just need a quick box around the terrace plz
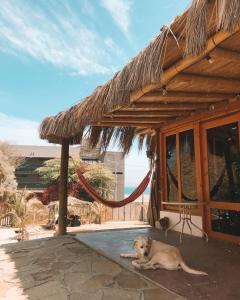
[2,1,240,299]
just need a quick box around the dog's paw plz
[120,253,129,258]
[132,261,141,269]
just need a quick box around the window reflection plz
[166,135,178,202]
[211,208,240,236]
[180,129,196,201]
[207,122,240,202]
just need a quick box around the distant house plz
[10,143,124,201]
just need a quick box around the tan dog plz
[121,236,207,275]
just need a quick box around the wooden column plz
[58,139,69,235]
[155,129,161,216]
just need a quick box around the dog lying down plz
[120,236,207,276]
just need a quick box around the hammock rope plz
[71,157,152,208]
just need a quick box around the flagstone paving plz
[0,236,183,300]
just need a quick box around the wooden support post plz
[58,139,69,235]
[155,129,161,217]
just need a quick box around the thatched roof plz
[40,0,240,153]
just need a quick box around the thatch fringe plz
[87,126,137,155]
[39,0,240,152]
[217,0,240,31]
[185,0,240,56]
[184,0,208,57]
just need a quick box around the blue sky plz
[0,0,190,186]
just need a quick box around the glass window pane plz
[207,122,240,202]
[166,135,178,202]
[211,208,240,236]
[180,129,196,202]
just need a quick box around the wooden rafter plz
[91,122,161,128]
[102,116,173,123]
[212,47,240,62]
[137,91,234,103]
[130,27,240,102]
[136,128,155,136]
[168,74,240,93]
[106,111,179,117]
[160,99,240,131]
[121,102,210,111]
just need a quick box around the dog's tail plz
[180,261,208,276]
[120,253,137,259]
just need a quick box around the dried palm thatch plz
[40,0,240,151]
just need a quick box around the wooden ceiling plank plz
[102,116,173,123]
[107,110,179,117]
[122,102,210,111]
[90,122,160,128]
[138,91,234,103]
[212,47,240,62]
[168,73,240,93]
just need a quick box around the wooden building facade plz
[39,0,240,243]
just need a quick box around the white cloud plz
[0,0,125,75]
[101,0,132,39]
[0,113,47,146]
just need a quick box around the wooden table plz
[162,202,208,243]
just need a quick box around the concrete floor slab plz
[76,227,240,300]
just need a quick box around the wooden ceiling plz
[93,30,240,134]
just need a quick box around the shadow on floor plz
[0,235,183,300]
[76,228,240,300]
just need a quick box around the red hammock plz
[76,169,152,208]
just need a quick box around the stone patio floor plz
[0,236,183,300]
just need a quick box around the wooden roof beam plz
[138,91,234,103]
[122,102,210,111]
[91,122,160,128]
[106,110,179,117]
[136,128,156,136]
[130,27,240,102]
[102,116,173,123]
[168,73,240,93]
[212,47,240,62]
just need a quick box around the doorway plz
[201,113,240,242]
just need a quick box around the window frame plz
[161,124,200,214]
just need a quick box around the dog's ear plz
[147,237,152,251]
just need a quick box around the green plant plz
[84,162,115,200]
[36,158,87,184]
[36,159,115,201]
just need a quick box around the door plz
[201,113,240,243]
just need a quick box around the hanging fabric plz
[75,168,152,208]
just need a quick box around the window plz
[166,135,178,202]
[207,122,240,202]
[164,128,196,203]
[180,129,196,202]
